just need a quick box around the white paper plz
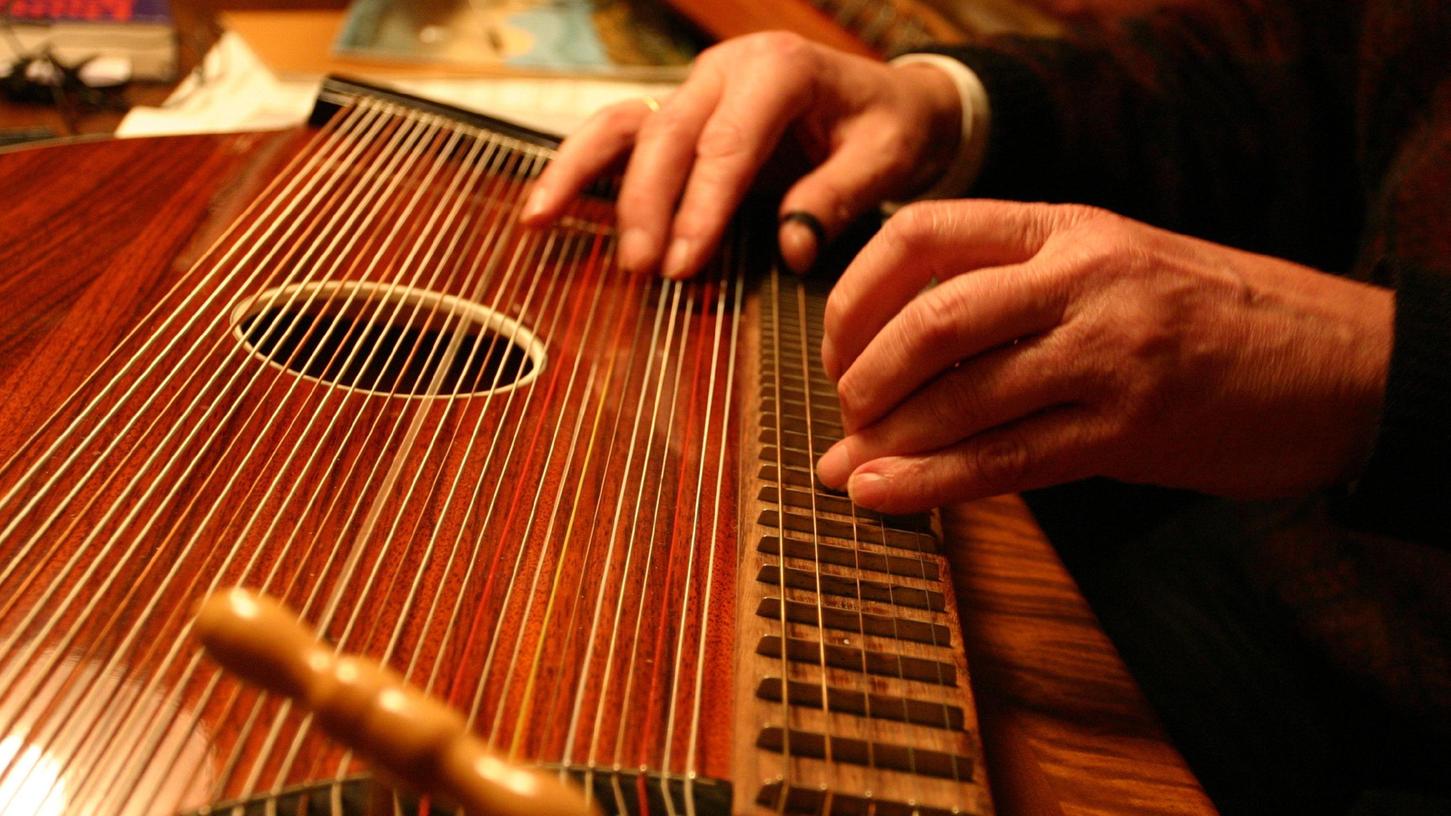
[118,31,679,139]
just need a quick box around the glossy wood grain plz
[946,497,1217,816]
[0,117,739,812]
[0,126,1213,816]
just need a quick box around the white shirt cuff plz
[889,53,992,200]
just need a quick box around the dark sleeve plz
[921,3,1364,272]
[1335,259,1451,543]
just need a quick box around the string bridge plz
[738,269,991,815]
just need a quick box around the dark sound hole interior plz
[240,302,535,397]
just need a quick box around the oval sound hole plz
[233,282,546,398]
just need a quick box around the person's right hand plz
[520,31,964,279]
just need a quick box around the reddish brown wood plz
[664,0,880,58]
[0,125,739,809]
[0,131,1213,815]
[945,497,1218,815]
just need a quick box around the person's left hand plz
[814,200,1394,513]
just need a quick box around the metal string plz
[311,147,565,797]
[601,277,693,786]
[767,266,795,812]
[637,270,715,816]
[555,274,673,810]
[499,237,635,763]
[214,117,512,803]
[526,244,653,777]
[665,237,745,816]
[683,235,746,815]
[56,104,452,807]
[182,120,543,805]
[243,135,561,805]
[470,272,684,755]
[789,274,838,811]
[0,101,386,606]
[566,276,681,813]
[0,102,371,514]
[0,101,404,809]
[401,160,578,714]
[465,224,617,749]
[62,104,452,807]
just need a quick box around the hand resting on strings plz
[520,31,962,280]
[520,33,1395,514]
[812,201,1392,513]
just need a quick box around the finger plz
[615,71,725,274]
[520,99,655,226]
[834,262,1067,432]
[822,200,1071,380]
[844,405,1104,514]
[816,335,1072,488]
[774,116,922,274]
[663,69,814,279]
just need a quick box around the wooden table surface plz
[0,3,1217,813]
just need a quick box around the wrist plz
[1338,285,1395,485]
[889,54,991,200]
[893,61,961,192]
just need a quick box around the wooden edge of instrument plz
[942,497,1219,816]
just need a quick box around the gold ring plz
[640,95,661,112]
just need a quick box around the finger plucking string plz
[844,405,1105,513]
[816,333,1075,488]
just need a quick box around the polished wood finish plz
[0,112,741,812]
[0,120,1212,815]
[733,274,991,816]
[661,0,1065,59]
[663,0,880,59]
[946,497,1217,816]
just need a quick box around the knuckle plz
[875,124,920,173]
[968,432,1032,491]
[696,117,750,161]
[925,390,969,436]
[901,292,959,353]
[647,103,690,137]
[872,203,937,265]
[887,200,943,242]
[1056,203,1113,229]
[835,370,868,421]
[797,174,852,226]
[748,30,812,64]
[599,102,641,132]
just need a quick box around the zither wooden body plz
[0,80,995,815]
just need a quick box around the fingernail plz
[520,192,546,223]
[848,471,887,507]
[821,335,839,382]
[620,228,651,272]
[663,237,695,279]
[816,440,850,487]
